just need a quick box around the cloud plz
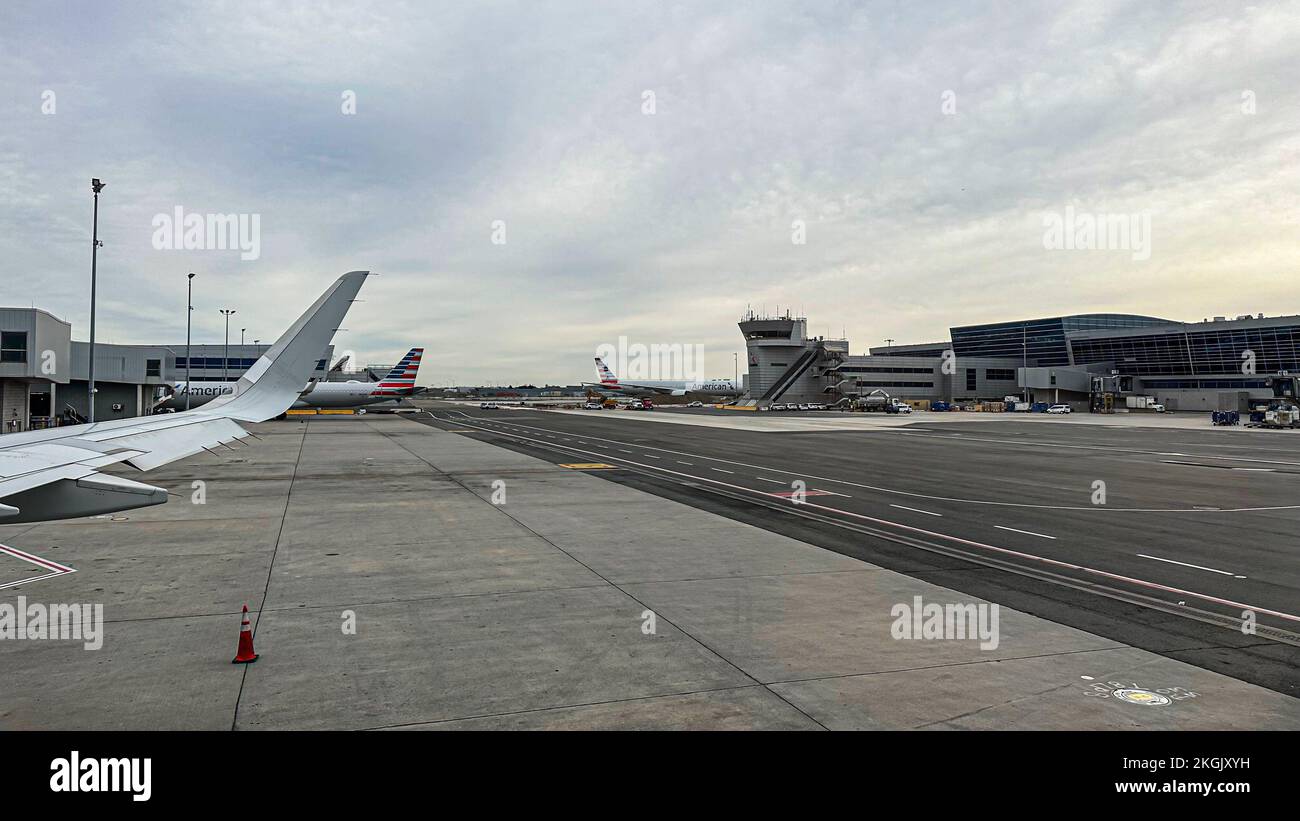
[1,0,1297,382]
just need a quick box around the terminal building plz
[0,306,330,432]
[740,309,1300,412]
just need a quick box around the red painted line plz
[438,414,1300,625]
[0,543,75,573]
[784,500,1299,622]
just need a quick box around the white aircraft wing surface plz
[0,270,369,523]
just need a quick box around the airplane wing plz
[580,382,623,394]
[0,270,369,524]
[581,381,678,395]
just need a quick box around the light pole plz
[733,352,738,386]
[220,309,236,382]
[88,178,106,422]
[185,273,195,410]
[241,328,246,346]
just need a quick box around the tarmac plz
[498,403,1290,433]
[1,413,1297,730]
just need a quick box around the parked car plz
[1046,404,1071,414]
[1149,403,1166,413]
[771,403,787,411]
[687,401,704,407]
[894,403,912,414]
[480,402,499,410]
[797,403,810,411]
[583,402,603,410]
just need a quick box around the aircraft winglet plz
[208,271,370,421]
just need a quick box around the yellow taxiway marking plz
[560,463,617,470]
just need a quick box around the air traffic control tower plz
[739,311,847,406]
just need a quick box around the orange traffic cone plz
[232,604,259,664]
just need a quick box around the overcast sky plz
[1,1,1296,385]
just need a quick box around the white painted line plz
[994,525,1057,540]
[814,488,850,497]
[0,543,77,590]
[890,504,942,517]
[1162,461,1279,473]
[755,476,784,484]
[677,461,693,465]
[471,416,1300,513]
[419,417,1300,623]
[1137,554,1240,577]
[645,454,660,459]
[711,467,735,474]
[0,570,70,590]
[619,449,634,454]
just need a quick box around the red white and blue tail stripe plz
[594,357,621,388]
[370,347,423,397]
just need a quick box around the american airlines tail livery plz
[161,347,423,411]
[584,356,740,399]
[0,271,369,524]
[292,347,424,409]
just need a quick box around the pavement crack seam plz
[230,419,309,731]
[361,683,784,730]
[911,652,1191,729]
[767,645,1125,689]
[385,416,832,730]
[415,408,1300,697]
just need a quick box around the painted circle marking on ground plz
[1112,689,1172,706]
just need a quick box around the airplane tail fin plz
[594,356,621,388]
[372,347,424,396]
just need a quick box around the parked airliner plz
[583,357,741,399]
[158,347,423,411]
